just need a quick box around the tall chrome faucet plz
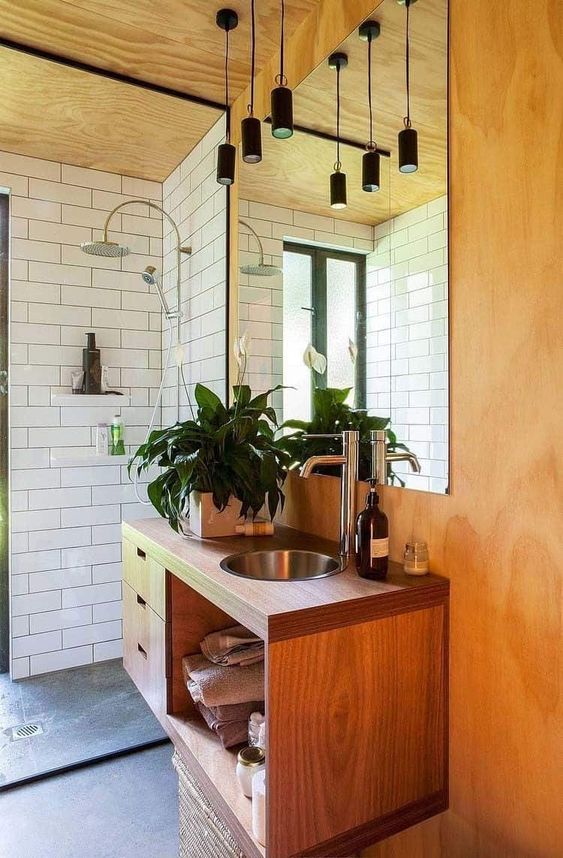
[299,430,359,570]
[370,429,421,484]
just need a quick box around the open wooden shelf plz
[123,519,449,858]
[166,711,264,858]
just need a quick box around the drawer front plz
[123,580,167,719]
[123,537,166,619]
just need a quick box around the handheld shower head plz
[141,265,180,320]
[142,265,158,286]
[80,240,130,258]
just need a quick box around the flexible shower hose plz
[133,316,175,506]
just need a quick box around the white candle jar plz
[236,746,265,798]
[403,541,429,575]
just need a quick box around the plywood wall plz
[365,0,563,853]
[269,0,563,855]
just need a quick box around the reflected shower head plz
[239,219,282,278]
[239,261,282,276]
[80,240,130,258]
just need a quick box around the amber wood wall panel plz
[263,0,563,855]
[268,606,447,857]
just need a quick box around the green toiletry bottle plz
[110,415,126,456]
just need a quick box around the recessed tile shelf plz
[50,391,131,407]
[50,449,129,468]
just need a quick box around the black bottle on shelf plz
[82,332,101,394]
[355,479,389,580]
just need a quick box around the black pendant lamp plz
[398,0,418,173]
[329,53,348,209]
[242,0,262,163]
[216,9,238,185]
[271,0,293,138]
[359,20,381,192]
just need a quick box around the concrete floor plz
[0,659,166,786]
[0,743,178,858]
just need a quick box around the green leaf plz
[232,384,252,408]
[194,383,224,413]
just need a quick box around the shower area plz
[0,106,228,788]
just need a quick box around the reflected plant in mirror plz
[236,0,448,494]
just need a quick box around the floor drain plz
[10,722,44,741]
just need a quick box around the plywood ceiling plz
[240,0,447,224]
[0,0,320,105]
[0,48,220,181]
[0,0,321,179]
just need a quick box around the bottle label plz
[370,537,389,560]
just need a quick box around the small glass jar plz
[403,541,429,576]
[252,769,266,845]
[248,712,265,747]
[236,746,265,797]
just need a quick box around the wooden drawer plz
[123,537,166,619]
[123,580,167,719]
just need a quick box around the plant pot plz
[179,491,244,539]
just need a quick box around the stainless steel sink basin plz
[220,549,341,581]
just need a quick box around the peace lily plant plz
[279,342,414,486]
[129,332,289,538]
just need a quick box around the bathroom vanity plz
[122,518,449,858]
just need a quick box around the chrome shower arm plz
[239,219,265,265]
[101,200,189,255]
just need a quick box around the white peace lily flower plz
[303,344,327,375]
[348,338,358,365]
[233,331,252,367]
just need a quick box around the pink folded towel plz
[206,700,264,723]
[200,624,264,667]
[196,703,258,749]
[183,653,264,707]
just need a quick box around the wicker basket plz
[173,751,248,858]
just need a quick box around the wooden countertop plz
[123,517,449,641]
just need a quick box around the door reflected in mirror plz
[236,0,448,494]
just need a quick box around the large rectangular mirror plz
[236,0,448,494]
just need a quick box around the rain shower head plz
[239,261,282,276]
[80,240,130,258]
[239,219,282,277]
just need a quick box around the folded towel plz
[203,699,264,724]
[201,625,264,667]
[196,703,253,749]
[183,653,264,707]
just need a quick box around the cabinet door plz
[123,538,166,619]
[123,580,167,719]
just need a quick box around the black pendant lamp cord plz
[335,65,341,170]
[224,26,231,140]
[248,0,256,115]
[276,0,286,85]
[405,0,411,129]
[367,32,374,149]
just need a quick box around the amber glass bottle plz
[355,480,389,580]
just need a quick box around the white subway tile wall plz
[239,195,448,493]
[367,196,448,493]
[161,116,228,425]
[3,150,163,677]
